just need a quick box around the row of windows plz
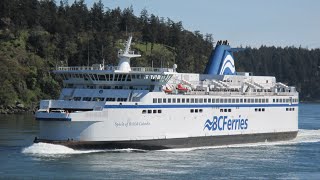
[286,108,295,111]
[190,109,203,113]
[73,97,127,102]
[273,98,298,103]
[142,109,162,114]
[153,97,298,104]
[220,109,232,112]
[61,73,170,82]
[255,108,265,112]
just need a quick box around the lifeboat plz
[177,83,188,93]
[163,86,173,93]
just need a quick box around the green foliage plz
[0,0,319,110]
[235,46,320,101]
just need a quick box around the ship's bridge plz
[54,64,177,91]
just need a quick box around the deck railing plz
[56,66,175,73]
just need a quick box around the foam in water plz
[22,143,146,156]
[22,143,103,155]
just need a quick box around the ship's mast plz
[117,36,141,72]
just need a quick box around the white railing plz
[56,66,175,73]
[184,91,296,96]
[57,66,101,71]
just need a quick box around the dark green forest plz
[0,0,319,111]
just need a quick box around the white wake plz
[22,143,103,155]
[22,143,145,156]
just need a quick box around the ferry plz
[34,36,299,150]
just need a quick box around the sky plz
[71,0,320,49]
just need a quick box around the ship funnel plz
[117,36,141,72]
[204,40,241,75]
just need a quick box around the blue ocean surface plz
[0,103,320,179]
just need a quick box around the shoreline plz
[0,105,36,115]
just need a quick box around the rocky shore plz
[0,103,36,115]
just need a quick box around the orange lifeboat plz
[177,84,188,92]
[163,87,173,93]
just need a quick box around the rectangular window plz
[195,99,199,103]
[208,99,211,103]
[83,97,91,101]
[228,99,232,103]
[199,109,203,113]
[186,99,190,103]
[182,98,185,103]
[191,98,194,103]
[177,98,181,103]
[163,98,167,103]
[172,98,176,103]
[98,75,106,81]
[199,99,203,103]
[266,99,269,103]
[236,99,239,103]
[195,109,199,113]
[212,99,216,103]
[153,110,157,113]
[168,98,171,103]
[153,98,157,103]
[142,110,146,114]
[158,110,162,113]
[191,109,194,113]
[148,110,152,114]
[158,98,162,103]
[232,99,235,103]
[73,97,81,101]
[204,99,207,103]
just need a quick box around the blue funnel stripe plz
[221,67,234,75]
[219,54,236,75]
[204,43,238,75]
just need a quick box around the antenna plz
[87,38,90,66]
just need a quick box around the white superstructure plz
[34,37,298,150]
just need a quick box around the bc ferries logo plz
[219,53,235,75]
[204,115,248,131]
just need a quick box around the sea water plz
[0,103,320,179]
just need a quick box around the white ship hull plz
[35,101,298,149]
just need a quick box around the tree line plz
[0,0,319,109]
